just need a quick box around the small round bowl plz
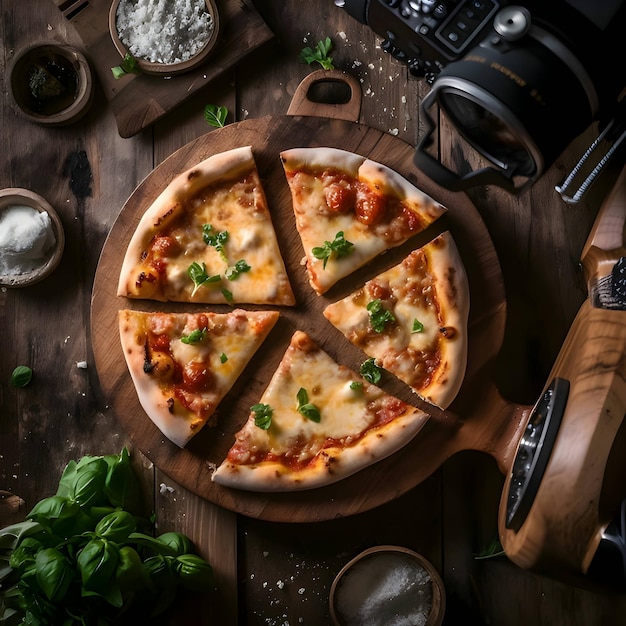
[9,42,94,126]
[109,0,220,76]
[0,189,65,288]
[329,545,446,626]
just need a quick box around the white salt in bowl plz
[109,0,220,76]
[0,189,65,288]
[329,545,446,626]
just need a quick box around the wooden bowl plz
[329,545,446,626]
[8,42,94,126]
[0,189,65,288]
[109,0,220,76]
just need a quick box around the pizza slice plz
[118,146,295,306]
[212,330,429,492]
[118,308,279,447]
[280,146,446,295]
[323,231,469,409]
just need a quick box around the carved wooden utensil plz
[498,165,626,584]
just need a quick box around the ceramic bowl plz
[0,189,65,288]
[8,42,94,126]
[109,0,220,76]
[329,545,446,626]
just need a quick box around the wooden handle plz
[581,165,626,286]
[287,69,362,121]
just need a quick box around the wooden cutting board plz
[54,0,274,137]
[91,71,529,522]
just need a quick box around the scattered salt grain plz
[116,0,214,64]
[159,482,174,494]
[76,361,88,369]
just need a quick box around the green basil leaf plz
[311,231,354,269]
[0,521,44,551]
[70,458,108,508]
[181,327,208,344]
[224,259,251,280]
[203,104,229,128]
[10,365,32,387]
[412,318,424,333]
[95,511,136,543]
[175,553,214,591]
[103,447,141,511]
[360,358,382,384]
[366,299,396,333]
[35,547,73,602]
[77,538,119,592]
[296,388,321,422]
[127,532,178,557]
[251,403,273,430]
[116,546,150,593]
[156,532,192,557]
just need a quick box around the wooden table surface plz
[2,1,626,624]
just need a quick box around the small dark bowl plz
[0,189,65,288]
[9,42,94,126]
[109,0,220,76]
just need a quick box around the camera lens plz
[428,23,598,184]
[438,86,537,176]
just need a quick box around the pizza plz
[118,308,279,448]
[323,231,469,409]
[117,146,295,306]
[212,330,430,491]
[280,146,446,294]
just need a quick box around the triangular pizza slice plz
[212,330,429,491]
[280,147,445,294]
[118,146,295,306]
[323,232,470,409]
[118,308,279,447]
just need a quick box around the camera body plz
[339,0,504,83]
[337,0,626,193]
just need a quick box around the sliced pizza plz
[212,330,429,492]
[323,231,469,409]
[280,146,446,294]
[118,146,295,306]
[118,308,279,448]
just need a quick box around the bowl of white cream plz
[109,0,221,76]
[0,189,65,288]
[329,545,446,626]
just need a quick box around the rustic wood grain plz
[2,0,625,624]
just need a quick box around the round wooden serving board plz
[91,77,526,522]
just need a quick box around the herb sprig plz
[366,299,396,333]
[111,53,140,79]
[299,37,335,70]
[0,449,213,624]
[312,231,354,269]
[360,358,382,384]
[203,104,229,128]
[296,388,321,423]
[252,403,273,430]
[187,262,221,297]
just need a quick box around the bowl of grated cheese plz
[109,0,220,76]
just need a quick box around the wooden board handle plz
[287,69,362,121]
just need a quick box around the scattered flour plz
[116,0,214,64]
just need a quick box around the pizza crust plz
[212,331,429,491]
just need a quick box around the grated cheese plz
[116,0,214,64]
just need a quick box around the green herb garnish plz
[412,319,424,333]
[203,104,229,128]
[10,365,33,388]
[0,448,213,624]
[474,537,506,560]
[350,381,363,392]
[359,358,382,384]
[311,231,354,269]
[225,259,251,280]
[296,388,321,423]
[187,262,221,296]
[111,53,140,79]
[181,327,208,344]
[299,37,335,70]
[202,224,229,263]
[366,299,396,333]
[251,403,273,430]
[221,287,233,303]
[220,353,228,364]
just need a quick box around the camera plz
[335,0,626,194]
